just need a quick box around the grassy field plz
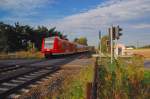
[58,64,94,99]
[0,51,44,59]
[126,49,150,59]
[97,55,150,99]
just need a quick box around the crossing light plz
[106,40,110,47]
[108,27,116,40]
[112,26,116,40]
[116,25,123,39]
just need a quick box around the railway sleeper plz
[0,68,59,98]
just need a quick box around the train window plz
[44,37,54,49]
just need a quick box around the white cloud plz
[0,0,56,17]
[132,24,150,29]
[0,0,55,10]
[1,0,150,46]
[49,0,150,45]
[55,0,150,30]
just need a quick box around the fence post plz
[86,82,92,99]
[92,57,98,99]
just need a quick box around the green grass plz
[59,65,94,99]
[143,70,150,84]
[97,55,149,99]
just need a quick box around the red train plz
[41,36,89,58]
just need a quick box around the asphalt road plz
[144,60,150,68]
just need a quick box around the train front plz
[41,37,55,58]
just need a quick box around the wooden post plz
[86,82,92,99]
[92,57,98,99]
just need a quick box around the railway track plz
[0,54,86,98]
[0,59,48,74]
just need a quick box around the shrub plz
[97,55,149,99]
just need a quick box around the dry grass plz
[17,58,94,99]
[58,64,94,99]
[125,49,150,59]
[0,51,44,59]
[97,55,149,99]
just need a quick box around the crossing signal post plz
[109,26,123,40]
[112,26,116,40]
[109,27,113,63]
[115,25,123,39]
[106,40,110,47]
[109,25,123,63]
[106,40,110,53]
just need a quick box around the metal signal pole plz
[99,31,102,55]
[99,31,102,63]
[110,26,113,64]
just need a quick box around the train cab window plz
[44,37,55,49]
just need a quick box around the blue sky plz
[0,0,150,47]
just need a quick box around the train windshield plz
[44,37,54,49]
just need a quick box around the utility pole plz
[136,41,139,49]
[99,31,102,55]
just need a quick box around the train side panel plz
[41,36,89,58]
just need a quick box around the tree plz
[14,23,34,51]
[140,45,150,49]
[74,38,78,42]
[0,22,35,52]
[101,35,110,53]
[0,21,68,52]
[0,22,9,52]
[33,26,48,50]
[48,27,56,37]
[74,37,88,45]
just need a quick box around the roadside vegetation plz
[139,45,150,49]
[0,50,44,59]
[58,64,94,99]
[126,49,150,59]
[97,55,150,99]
